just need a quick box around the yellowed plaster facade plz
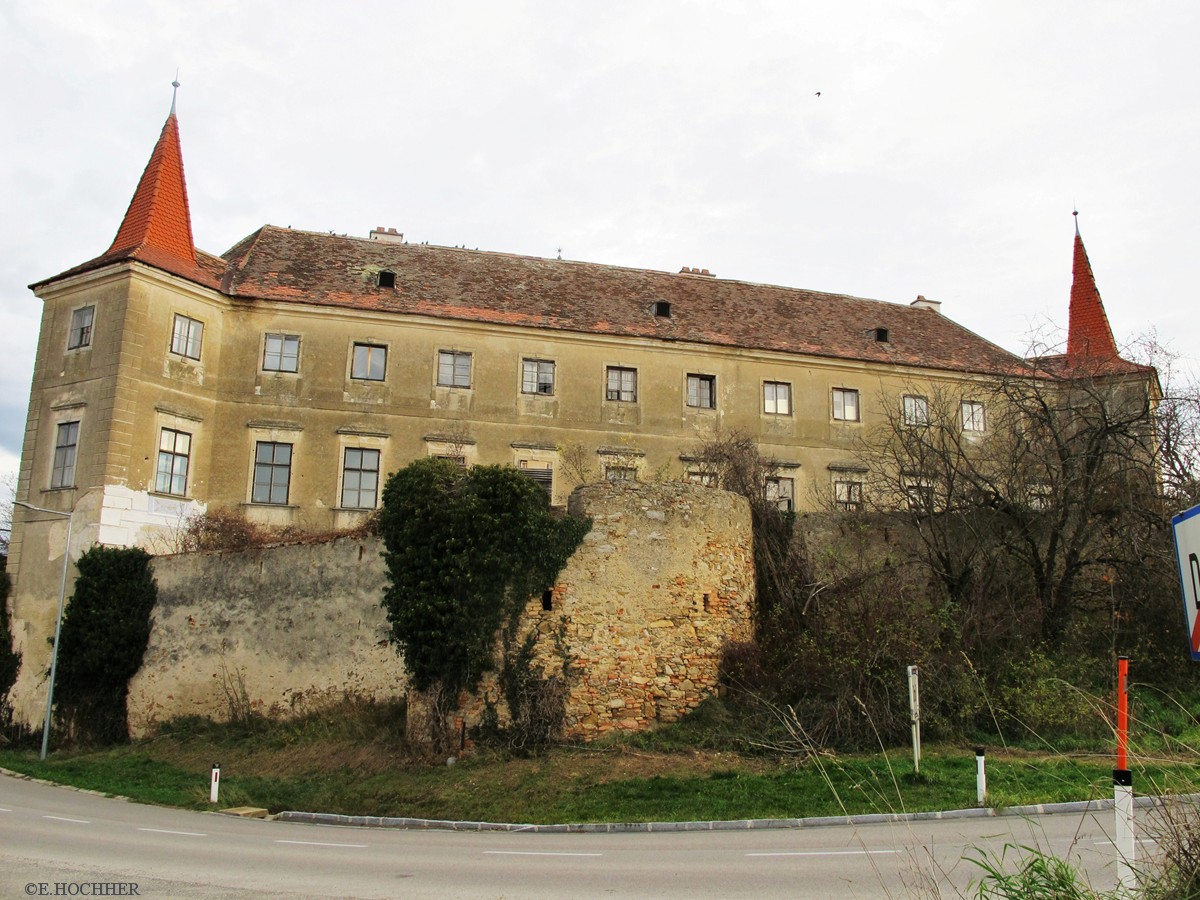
[7,107,1085,732]
[5,253,1004,728]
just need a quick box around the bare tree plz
[1129,330,1200,508]
[0,472,14,558]
[556,441,597,487]
[684,431,813,626]
[862,360,1163,647]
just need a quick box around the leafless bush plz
[218,659,258,728]
[177,507,379,553]
[557,441,596,486]
[1140,798,1200,899]
[181,508,279,552]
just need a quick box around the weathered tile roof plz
[33,109,1145,382]
[105,113,196,266]
[1068,226,1120,360]
[31,114,224,291]
[1043,221,1152,379]
[217,226,1029,377]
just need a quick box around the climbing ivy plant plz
[379,459,589,702]
[55,546,157,745]
[0,558,20,730]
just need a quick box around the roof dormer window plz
[653,301,671,318]
[378,270,396,289]
[874,327,889,343]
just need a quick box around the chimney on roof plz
[910,295,942,313]
[679,266,715,276]
[369,227,405,243]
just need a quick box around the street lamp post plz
[13,500,73,760]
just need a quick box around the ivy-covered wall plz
[438,481,757,742]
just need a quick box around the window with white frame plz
[903,394,929,426]
[51,421,79,489]
[155,428,191,496]
[352,343,387,381]
[686,374,716,409]
[605,366,637,402]
[68,306,94,350]
[834,480,863,512]
[905,475,935,512]
[252,441,292,505]
[170,314,204,360]
[263,333,301,373]
[521,359,555,395]
[685,470,718,487]
[437,350,472,387]
[341,448,380,508]
[832,387,860,422]
[763,381,792,415]
[766,476,795,512]
[961,400,986,432]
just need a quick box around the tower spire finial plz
[105,101,196,266]
[1067,213,1118,360]
[1073,206,1080,236]
[170,70,180,116]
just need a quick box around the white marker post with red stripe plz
[1171,503,1200,661]
[1114,657,1134,891]
[210,762,220,804]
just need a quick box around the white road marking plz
[138,827,207,837]
[1093,838,1159,846]
[0,807,11,812]
[275,839,368,848]
[43,815,91,824]
[747,849,899,857]
[484,851,604,858]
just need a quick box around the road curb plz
[276,793,1190,833]
[4,766,1193,833]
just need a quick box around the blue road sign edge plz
[1171,503,1200,527]
[1171,503,1200,661]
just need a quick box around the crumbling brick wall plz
[494,480,756,740]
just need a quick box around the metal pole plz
[907,665,921,774]
[13,501,73,760]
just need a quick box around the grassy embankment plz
[2,695,1198,823]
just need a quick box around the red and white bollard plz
[210,762,221,805]
[1114,657,1135,891]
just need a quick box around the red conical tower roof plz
[105,111,196,266]
[1066,216,1119,360]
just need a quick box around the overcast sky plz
[1,0,1196,488]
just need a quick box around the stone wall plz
[127,481,755,742]
[514,481,755,739]
[127,536,405,736]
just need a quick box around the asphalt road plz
[1,773,1149,899]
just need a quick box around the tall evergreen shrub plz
[0,556,20,728]
[379,459,589,699]
[55,546,157,745]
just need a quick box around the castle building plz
[4,105,1144,728]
